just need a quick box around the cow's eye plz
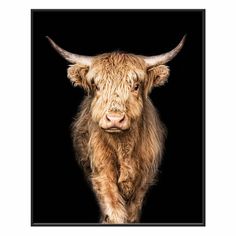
[91,79,100,91]
[95,84,100,91]
[133,83,140,91]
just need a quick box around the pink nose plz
[105,113,126,128]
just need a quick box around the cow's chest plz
[115,144,140,200]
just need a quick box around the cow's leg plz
[117,158,137,200]
[116,157,146,223]
[88,132,128,224]
[91,167,127,224]
[126,180,151,223]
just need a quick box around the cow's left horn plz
[46,36,92,66]
[143,35,186,67]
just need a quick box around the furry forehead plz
[86,52,146,84]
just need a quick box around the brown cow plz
[47,36,185,223]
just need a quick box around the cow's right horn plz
[46,36,92,66]
[143,35,186,67]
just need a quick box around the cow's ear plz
[67,64,90,91]
[147,65,170,87]
[144,65,170,97]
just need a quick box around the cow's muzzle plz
[99,112,129,133]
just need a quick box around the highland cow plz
[47,36,185,224]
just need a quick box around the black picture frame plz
[31,9,205,226]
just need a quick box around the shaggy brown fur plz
[47,35,185,223]
[69,52,168,223]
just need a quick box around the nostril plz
[106,115,111,122]
[119,115,125,123]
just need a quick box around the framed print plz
[31,9,205,226]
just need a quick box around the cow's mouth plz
[103,127,123,133]
[102,126,130,133]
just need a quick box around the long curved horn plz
[143,35,186,67]
[46,36,92,66]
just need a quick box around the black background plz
[32,10,204,225]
